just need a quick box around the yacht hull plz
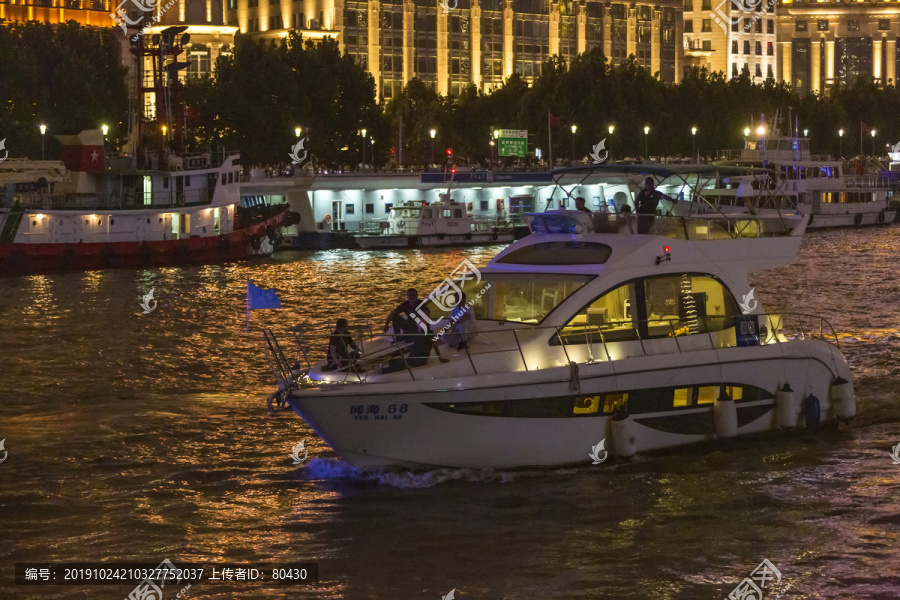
[286,340,853,470]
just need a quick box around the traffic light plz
[446,148,452,156]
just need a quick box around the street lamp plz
[839,128,844,158]
[295,127,302,138]
[691,126,697,163]
[371,138,375,167]
[643,126,649,160]
[571,124,577,160]
[803,128,808,137]
[101,124,108,138]
[608,125,614,161]
[361,128,367,166]
[40,124,46,160]
[871,129,876,155]
[493,129,500,166]
[744,127,751,137]
[429,128,436,165]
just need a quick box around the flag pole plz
[246,278,250,331]
[547,109,552,170]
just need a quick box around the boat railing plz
[536,212,796,239]
[264,312,841,386]
[2,187,214,211]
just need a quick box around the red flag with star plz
[56,130,105,172]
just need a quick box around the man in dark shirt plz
[574,196,593,214]
[634,177,675,234]
[384,288,429,339]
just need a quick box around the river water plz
[0,227,898,599]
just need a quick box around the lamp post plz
[757,125,766,167]
[643,126,649,160]
[571,124,577,160]
[493,129,500,166]
[839,128,844,158]
[371,138,375,167]
[361,128,367,166]
[429,128,436,165]
[871,129,876,156]
[803,128,808,137]
[691,126,697,163]
[608,125,614,161]
[40,124,46,160]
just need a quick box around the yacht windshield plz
[466,273,594,323]
[392,208,421,218]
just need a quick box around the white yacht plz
[713,128,895,228]
[353,195,514,249]
[263,199,855,470]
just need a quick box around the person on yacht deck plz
[382,321,449,373]
[635,177,676,234]
[326,318,359,370]
[442,292,476,350]
[384,288,428,340]
[574,197,593,214]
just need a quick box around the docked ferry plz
[713,128,895,227]
[262,183,855,469]
[0,135,294,275]
[353,195,515,249]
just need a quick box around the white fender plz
[610,413,637,458]
[831,376,856,422]
[776,383,798,428]
[714,390,738,439]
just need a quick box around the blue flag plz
[247,280,281,309]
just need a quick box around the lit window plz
[698,386,718,404]
[673,388,691,407]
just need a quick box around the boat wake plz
[298,457,517,488]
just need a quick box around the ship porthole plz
[32,220,37,227]
[110,219,115,226]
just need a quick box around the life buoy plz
[323,214,332,225]
[397,220,405,228]
[854,213,863,225]
[877,210,886,223]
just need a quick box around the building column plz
[626,7,636,58]
[810,37,821,94]
[549,0,560,57]
[780,41,791,85]
[674,10,683,82]
[602,6,612,60]
[873,37,883,83]
[825,38,834,86]
[577,3,586,54]
[471,0,482,88]
[368,0,381,98]
[503,0,514,79]
[887,38,896,86]
[651,9,660,75]
[402,0,414,85]
[437,7,449,94]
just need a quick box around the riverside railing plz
[262,312,841,387]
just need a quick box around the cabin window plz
[366,203,374,214]
[163,177,169,189]
[229,172,234,184]
[443,209,452,217]
[602,392,628,414]
[454,209,462,218]
[673,388,691,407]
[697,386,718,404]
[458,273,593,324]
[395,208,420,218]
[422,209,433,218]
[185,176,191,187]
[642,274,738,337]
[573,395,600,414]
[495,241,612,265]
[557,281,638,343]
[221,174,226,185]
[480,200,489,211]
[384,203,393,212]
[346,204,355,215]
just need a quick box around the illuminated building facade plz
[777,0,900,95]
[226,0,686,98]
[682,0,778,81]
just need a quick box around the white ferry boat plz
[262,181,855,469]
[713,127,895,228]
[353,195,515,249]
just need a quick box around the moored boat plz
[261,174,855,470]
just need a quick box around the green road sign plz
[498,129,527,157]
